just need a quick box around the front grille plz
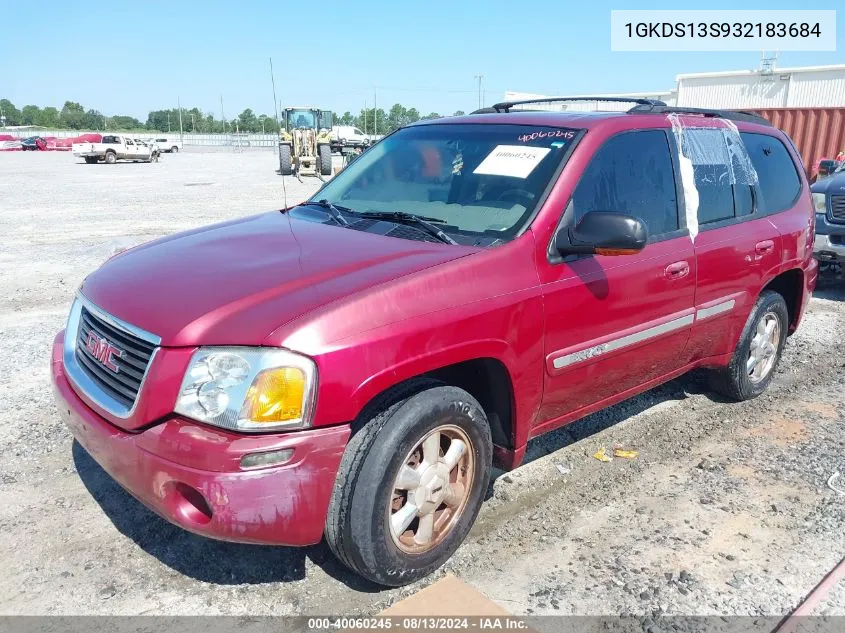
[830,195,845,223]
[75,307,156,408]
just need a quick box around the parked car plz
[811,161,845,267]
[134,139,161,162]
[52,103,816,587]
[331,125,371,148]
[815,158,840,182]
[20,136,46,151]
[72,134,158,164]
[148,136,182,153]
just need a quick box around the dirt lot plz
[0,151,843,618]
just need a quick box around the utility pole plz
[177,97,184,144]
[474,74,485,110]
[167,111,171,132]
[270,57,280,131]
[364,99,368,135]
[220,95,225,134]
[373,87,377,136]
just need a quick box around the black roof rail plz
[627,104,773,127]
[483,96,667,113]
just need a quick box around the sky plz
[2,0,843,121]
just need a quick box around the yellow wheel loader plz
[278,107,334,180]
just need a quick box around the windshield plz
[288,109,315,129]
[834,161,845,174]
[307,123,579,243]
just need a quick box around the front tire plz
[318,143,332,176]
[279,143,293,176]
[171,146,179,153]
[325,382,492,587]
[709,290,788,401]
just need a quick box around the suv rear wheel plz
[709,290,788,401]
[325,381,491,586]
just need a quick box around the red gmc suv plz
[51,98,817,587]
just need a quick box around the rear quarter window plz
[740,132,802,214]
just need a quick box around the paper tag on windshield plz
[473,145,551,179]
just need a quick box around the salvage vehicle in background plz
[53,98,816,587]
[72,134,158,164]
[134,139,161,162]
[331,125,371,149]
[21,136,46,151]
[811,161,845,271]
[815,158,840,182]
[149,136,182,153]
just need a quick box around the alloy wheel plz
[388,425,474,554]
[747,311,781,383]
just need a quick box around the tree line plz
[0,98,465,135]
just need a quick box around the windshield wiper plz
[299,199,352,226]
[358,211,457,245]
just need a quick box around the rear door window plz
[681,128,759,226]
[571,130,679,237]
[740,132,802,214]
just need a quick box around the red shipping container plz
[751,107,845,180]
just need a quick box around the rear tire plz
[279,143,293,176]
[325,382,492,587]
[318,143,332,176]
[709,290,788,401]
[104,151,116,164]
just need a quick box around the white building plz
[505,63,845,111]
[676,64,845,109]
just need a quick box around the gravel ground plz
[0,151,843,619]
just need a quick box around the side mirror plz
[555,212,648,256]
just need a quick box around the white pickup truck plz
[72,134,160,164]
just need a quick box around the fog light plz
[240,448,295,470]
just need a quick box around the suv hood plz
[811,172,845,194]
[81,211,475,347]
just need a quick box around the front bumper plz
[814,234,845,262]
[51,331,350,546]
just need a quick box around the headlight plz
[813,192,828,214]
[175,347,317,432]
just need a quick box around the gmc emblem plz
[85,331,123,373]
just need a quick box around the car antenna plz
[269,56,289,211]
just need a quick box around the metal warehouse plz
[505,63,845,110]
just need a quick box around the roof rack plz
[478,96,667,114]
[626,104,772,126]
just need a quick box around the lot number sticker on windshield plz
[473,145,551,179]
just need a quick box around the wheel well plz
[762,268,803,332]
[352,358,515,451]
[424,358,514,450]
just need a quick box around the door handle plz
[664,261,690,280]
[755,240,775,255]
